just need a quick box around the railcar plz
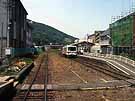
[62,45,77,57]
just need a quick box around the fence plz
[84,52,135,68]
[11,48,35,57]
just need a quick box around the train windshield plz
[68,47,76,51]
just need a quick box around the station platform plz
[79,54,135,77]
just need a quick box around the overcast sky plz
[21,0,134,38]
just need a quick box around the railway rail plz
[13,53,50,101]
[75,57,135,84]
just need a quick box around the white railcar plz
[62,45,77,56]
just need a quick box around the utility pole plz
[0,0,8,58]
[1,23,3,57]
[86,33,89,53]
[6,0,9,48]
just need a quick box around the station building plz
[0,0,33,58]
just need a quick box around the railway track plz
[75,57,135,83]
[13,53,53,101]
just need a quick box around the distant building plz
[95,31,104,43]
[110,12,135,55]
[73,41,94,53]
[100,29,112,54]
[88,34,95,43]
[0,0,33,57]
[89,31,104,54]
[91,43,101,53]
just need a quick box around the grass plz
[21,58,33,64]
[50,49,60,53]
[0,57,33,76]
[0,68,18,76]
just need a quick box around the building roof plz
[95,31,105,34]
[100,29,110,37]
[18,0,28,15]
[88,34,95,38]
[72,41,94,46]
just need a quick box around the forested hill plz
[29,20,77,45]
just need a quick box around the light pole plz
[86,33,89,53]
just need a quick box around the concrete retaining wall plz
[15,63,34,82]
[0,81,14,100]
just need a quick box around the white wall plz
[91,44,101,53]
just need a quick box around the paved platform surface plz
[80,55,135,77]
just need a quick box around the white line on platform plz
[80,85,129,91]
[108,59,135,75]
[100,78,108,83]
[70,70,88,84]
[106,61,130,75]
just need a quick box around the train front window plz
[68,47,76,51]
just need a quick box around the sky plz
[21,0,134,39]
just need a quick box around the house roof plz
[72,41,94,46]
[18,0,28,15]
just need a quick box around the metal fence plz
[84,52,135,67]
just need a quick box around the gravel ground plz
[48,50,114,84]
[47,50,135,101]
[49,87,135,101]
[24,53,46,84]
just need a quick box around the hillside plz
[30,20,77,45]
